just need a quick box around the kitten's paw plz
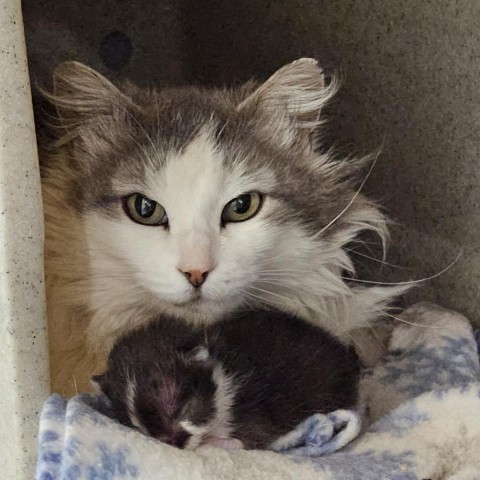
[204,437,244,450]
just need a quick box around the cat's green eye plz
[221,192,263,223]
[123,193,168,226]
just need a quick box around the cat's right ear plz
[237,58,337,151]
[49,61,130,126]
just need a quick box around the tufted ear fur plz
[49,61,130,127]
[237,58,337,149]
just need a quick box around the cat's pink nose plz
[180,268,209,288]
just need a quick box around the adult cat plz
[42,58,403,394]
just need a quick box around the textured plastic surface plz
[0,1,50,477]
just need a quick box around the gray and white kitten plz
[42,58,404,394]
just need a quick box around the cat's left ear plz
[48,61,132,127]
[237,58,337,150]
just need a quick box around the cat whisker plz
[243,288,290,307]
[349,238,384,247]
[255,279,306,294]
[240,290,280,309]
[257,268,323,274]
[312,147,382,240]
[371,305,447,330]
[253,251,299,266]
[346,238,387,262]
[256,277,309,285]
[343,247,404,269]
[342,251,461,286]
[249,285,295,304]
[258,270,348,291]
[257,273,314,280]
[256,277,343,297]
[257,273,303,278]
[347,289,446,330]
[253,240,392,274]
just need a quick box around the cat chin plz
[143,281,249,323]
[155,295,242,325]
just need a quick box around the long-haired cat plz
[41,58,404,394]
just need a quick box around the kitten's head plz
[45,59,389,323]
[93,338,229,450]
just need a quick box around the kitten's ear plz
[188,345,210,362]
[50,61,129,126]
[238,58,337,149]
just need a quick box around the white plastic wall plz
[0,1,50,478]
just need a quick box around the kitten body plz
[95,309,360,450]
[42,59,404,394]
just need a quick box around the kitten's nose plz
[180,268,209,288]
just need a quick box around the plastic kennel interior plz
[2,0,480,477]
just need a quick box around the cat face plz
[85,131,282,316]
[45,59,388,323]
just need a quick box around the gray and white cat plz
[42,58,404,394]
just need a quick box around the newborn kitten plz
[94,309,360,450]
[42,58,404,394]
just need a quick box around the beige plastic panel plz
[0,0,50,478]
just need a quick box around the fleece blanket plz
[36,303,480,480]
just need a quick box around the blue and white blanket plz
[36,303,480,480]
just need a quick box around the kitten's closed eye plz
[178,396,214,426]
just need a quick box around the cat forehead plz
[120,84,258,154]
[113,128,277,200]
